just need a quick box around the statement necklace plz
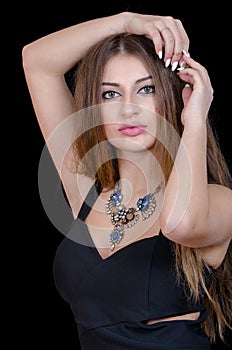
[106,183,162,251]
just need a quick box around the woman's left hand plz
[178,55,214,125]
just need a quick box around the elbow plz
[160,214,209,248]
[22,42,41,73]
[22,43,34,72]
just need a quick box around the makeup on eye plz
[101,76,155,100]
[102,90,121,99]
[138,85,155,94]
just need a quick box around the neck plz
[117,153,162,194]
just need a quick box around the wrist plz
[183,117,207,131]
[114,11,134,34]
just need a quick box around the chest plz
[85,207,161,259]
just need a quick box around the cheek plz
[101,103,120,124]
[101,103,121,139]
[142,99,156,111]
[103,124,117,140]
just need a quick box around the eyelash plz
[102,85,155,100]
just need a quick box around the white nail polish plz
[165,58,171,68]
[180,60,186,68]
[158,50,163,59]
[177,60,189,71]
[171,61,178,71]
[182,49,190,57]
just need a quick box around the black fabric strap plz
[77,179,102,221]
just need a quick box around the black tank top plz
[53,182,212,349]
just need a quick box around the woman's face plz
[101,54,158,153]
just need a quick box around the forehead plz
[102,54,150,81]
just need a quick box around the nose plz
[120,102,140,119]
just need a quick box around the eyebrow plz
[102,75,152,87]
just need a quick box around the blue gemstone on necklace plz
[137,194,151,211]
[110,226,123,243]
[112,230,119,240]
[107,183,161,250]
[111,189,122,206]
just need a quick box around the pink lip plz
[119,124,146,136]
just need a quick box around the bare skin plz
[22,12,232,327]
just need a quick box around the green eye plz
[139,85,155,94]
[102,90,120,99]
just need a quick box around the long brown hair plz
[71,33,232,343]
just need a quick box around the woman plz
[22,12,232,349]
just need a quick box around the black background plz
[16,1,231,349]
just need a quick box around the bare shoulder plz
[208,182,232,195]
[208,183,232,219]
[200,239,231,269]
[208,183,232,232]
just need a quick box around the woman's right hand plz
[22,11,190,219]
[121,12,190,69]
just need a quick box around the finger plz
[143,22,166,59]
[172,19,190,64]
[178,55,212,88]
[182,84,192,107]
[179,67,211,96]
[178,71,194,86]
[155,17,190,66]
[159,27,175,66]
[143,24,175,67]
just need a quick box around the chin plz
[108,136,156,153]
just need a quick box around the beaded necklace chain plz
[106,183,162,251]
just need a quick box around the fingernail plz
[171,61,178,71]
[180,60,186,68]
[182,49,190,57]
[165,58,171,68]
[177,61,189,71]
[158,50,163,59]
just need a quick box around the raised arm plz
[22,12,189,141]
[159,53,232,268]
[22,12,189,217]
